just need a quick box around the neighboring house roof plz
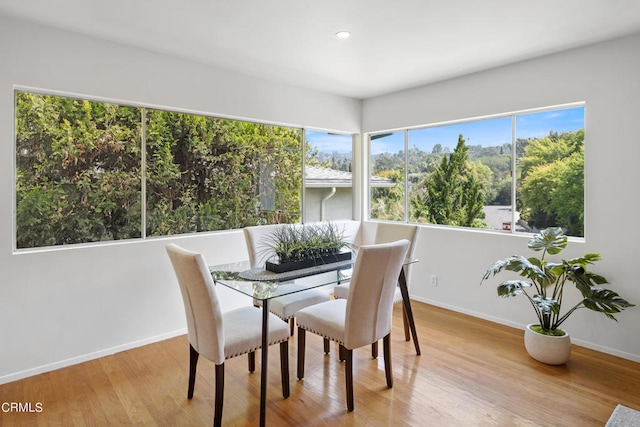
[305,166,394,188]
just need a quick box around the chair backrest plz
[304,219,362,246]
[243,224,288,268]
[166,244,225,364]
[374,223,419,283]
[344,239,410,350]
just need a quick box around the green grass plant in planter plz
[262,222,352,273]
[481,227,634,363]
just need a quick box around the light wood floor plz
[2,302,639,426]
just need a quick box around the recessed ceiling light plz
[335,31,351,39]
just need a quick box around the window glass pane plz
[370,132,405,221]
[304,131,353,222]
[516,107,584,237]
[15,92,142,248]
[408,118,512,229]
[145,110,302,235]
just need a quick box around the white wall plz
[0,14,361,383]
[304,188,353,222]
[363,32,640,361]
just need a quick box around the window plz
[16,93,142,248]
[15,91,305,249]
[369,105,585,237]
[145,109,302,235]
[304,130,353,222]
[369,131,406,221]
[516,108,585,237]
[408,117,512,228]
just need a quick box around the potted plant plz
[263,222,351,273]
[481,227,634,364]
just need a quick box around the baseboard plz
[412,296,524,329]
[569,337,640,363]
[0,328,187,385]
[411,296,640,363]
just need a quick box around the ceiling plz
[2,0,640,99]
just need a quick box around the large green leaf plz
[497,280,532,297]
[528,227,567,254]
[533,295,560,314]
[582,289,636,319]
[528,257,557,287]
[568,265,609,297]
[567,253,601,266]
[482,255,545,282]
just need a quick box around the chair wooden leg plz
[297,327,306,380]
[248,351,255,373]
[383,334,393,388]
[214,363,224,427]
[402,304,410,341]
[339,344,346,362]
[323,338,330,354]
[371,341,378,358]
[280,341,290,398]
[289,318,295,336]
[188,344,199,399]
[344,347,354,411]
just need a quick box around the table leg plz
[398,268,421,355]
[259,299,270,427]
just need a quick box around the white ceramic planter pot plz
[523,324,571,365]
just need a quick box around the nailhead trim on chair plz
[273,312,292,322]
[225,336,289,360]
[295,325,345,347]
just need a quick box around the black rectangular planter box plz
[265,250,352,273]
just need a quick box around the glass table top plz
[210,256,417,301]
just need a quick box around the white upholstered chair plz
[166,243,290,427]
[333,223,419,356]
[243,224,331,335]
[295,239,410,412]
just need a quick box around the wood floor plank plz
[1,302,639,426]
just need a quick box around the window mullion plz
[511,114,517,234]
[301,129,306,223]
[404,129,409,223]
[141,108,147,239]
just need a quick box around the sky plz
[305,130,353,154]
[370,106,584,155]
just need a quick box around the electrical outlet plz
[431,274,438,287]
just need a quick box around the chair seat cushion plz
[334,284,402,303]
[296,299,347,345]
[222,306,289,359]
[270,287,331,320]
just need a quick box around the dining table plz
[210,251,419,427]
